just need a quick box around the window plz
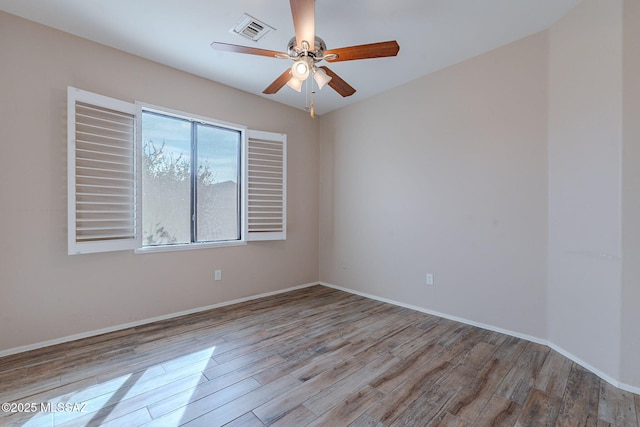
[141,110,242,247]
[67,87,286,255]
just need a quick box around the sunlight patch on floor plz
[18,346,217,427]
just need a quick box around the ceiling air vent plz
[229,13,275,42]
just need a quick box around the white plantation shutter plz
[68,87,140,254]
[247,130,286,241]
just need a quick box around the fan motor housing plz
[287,36,327,59]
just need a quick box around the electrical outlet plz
[426,273,434,286]
[214,269,222,281]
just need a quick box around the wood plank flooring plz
[0,285,638,426]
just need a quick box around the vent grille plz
[230,13,275,42]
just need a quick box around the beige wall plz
[621,0,640,387]
[0,11,319,352]
[547,0,623,382]
[319,32,549,339]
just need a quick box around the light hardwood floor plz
[0,285,638,426]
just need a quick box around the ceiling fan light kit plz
[313,67,331,90]
[212,0,400,117]
[291,57,311,80]
[286,74,304,92]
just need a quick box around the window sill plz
[135,240,246,254]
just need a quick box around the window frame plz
[134,102,248,253]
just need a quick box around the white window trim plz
[135,239,246,254]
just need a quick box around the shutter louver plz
[247,130,286,241]
[68,87,139,254]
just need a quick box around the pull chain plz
[310,88,316,118]
[310,71,316,118]
[303,70,317,118]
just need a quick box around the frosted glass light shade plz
[291,60,310,80]
[286,76,303,92]
[313,68,332,90]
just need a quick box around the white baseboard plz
[0,282,320,359]
[320,281,640,395]
[547,343,640,395]
[319,282,547,345]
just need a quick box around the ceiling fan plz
[211,0,400,117]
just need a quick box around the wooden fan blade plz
[211,42,286,58]
[290,0,315,50]
[263,69,293,94]
[319,66,356,97]
[325,40,400,62]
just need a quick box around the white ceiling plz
[0,0,582,115]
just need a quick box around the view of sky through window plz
[141,111,241,246]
